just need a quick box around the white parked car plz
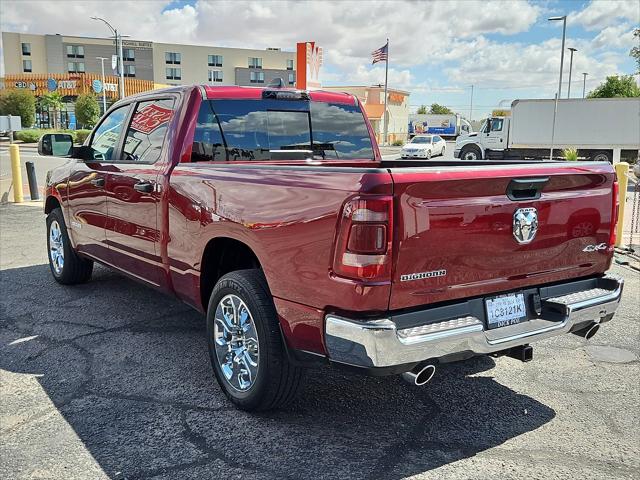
[401,135,446,159]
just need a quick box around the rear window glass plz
[191,99,373,161]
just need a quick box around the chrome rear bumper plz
[325,274,623,369]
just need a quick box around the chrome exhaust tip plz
[401,364,436,386]
[572,322,600,340]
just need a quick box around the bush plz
[0,89,36,127]
[563,148,579,161]
[73,129,92,144]
[14,129,48,143]
[392,139,404,146]
[75,94,100,128]
[14,128,92,144]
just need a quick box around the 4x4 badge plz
[513,207,538,244]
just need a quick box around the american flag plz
[371,42,388,64]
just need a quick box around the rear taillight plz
[332,195,393,282]
[609,180,619,249]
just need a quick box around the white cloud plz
[591,24,636,50]
[570,0,640,30]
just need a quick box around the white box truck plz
[454,98,640,162]
[409,113,472,139]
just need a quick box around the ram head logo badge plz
[513,207,538,244]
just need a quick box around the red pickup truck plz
[39,84,623,411]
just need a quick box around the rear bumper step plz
[325,274,623,369]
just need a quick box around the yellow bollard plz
[614,162,629,248]
[9,144,24,203]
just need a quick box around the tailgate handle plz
[506,177,549,201]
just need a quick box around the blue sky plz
[2,0,638,119]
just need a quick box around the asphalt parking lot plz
[1,188,639,480]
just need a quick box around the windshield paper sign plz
[130,104,173,134]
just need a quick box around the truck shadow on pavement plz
[0,264,556,480]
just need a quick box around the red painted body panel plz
[47,84,617,357]
[388,164,615,310]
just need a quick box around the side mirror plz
[38,133,74,157]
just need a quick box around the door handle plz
[133,181,154,193]
[90,178,105,187]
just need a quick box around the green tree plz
[75,94,100,128]
[587,75,640,98]
[0,89,36,127]
[630,28,639,74]
[429,103,454,115]
[39,92,65,130]
[416,105,428,114]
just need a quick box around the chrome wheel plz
[213,294,259,391]
[49,220,64,275]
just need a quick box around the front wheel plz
[46,208,93,284]
[426,149,432,159]
[460,145,482,160]
[206,269,302,411]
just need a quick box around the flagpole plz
[383,38,389,146]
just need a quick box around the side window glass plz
[90,106,128,161]
[192,101,226,162]
[122,99,175,163]
[491,119,504,132]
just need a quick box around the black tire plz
[206,269,302,411]
[441,146,446,157]
[46,208,93,285]
[426,149,432,159]
[460,145,482,160]
[590,150,612,163]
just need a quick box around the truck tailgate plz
[388,162,616,311]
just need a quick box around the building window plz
[286,59,294,70]
[166,67,181,80]
[123,48,135,61]
[288,73,295,85]
[165,52,181,64]
[250,71,265,83]
[21,43,31,56]
[66,45,84,58]
[124,65,136,77]
[68,61,85,73]
[208,54,223,67]
[23,60,32,73]
[208,70,223,82]
[248,57,262,69]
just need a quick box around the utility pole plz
[91,16,127,99]
[567,47,577,98]
[382,38,389,146]
[469,84,474,121]
[582,72,588,98]
[548,15,567,161]
[96,56,108,114]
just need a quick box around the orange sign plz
[296,42,323,90]
[388,92,404,104]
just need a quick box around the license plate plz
[485,293,528,329]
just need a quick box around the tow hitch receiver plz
[507,345,533,362]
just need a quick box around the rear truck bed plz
[324,161,623,373]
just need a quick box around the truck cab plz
[455,116,508,160]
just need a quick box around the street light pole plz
[567,47,577,98]
[90,16,126,99]
[548,15,567,161]
[582,72,588,98]
[96,56,108,114]
[469,84,474,121]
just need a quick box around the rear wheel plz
[460,145,482,160]
[206,269,302,411]
[441,146,446,156]
[46,208,93,284]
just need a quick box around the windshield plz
[410,136,431,144]
[191,99,374,161]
